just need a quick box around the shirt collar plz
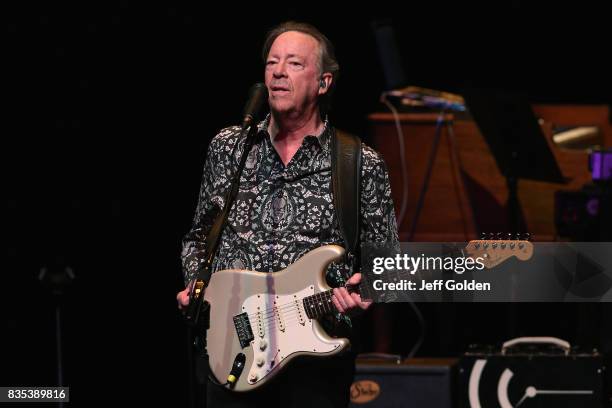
[257,114,332,152]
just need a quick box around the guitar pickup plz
[256,311,264,338]
[294,299,305,325]
[233,312,254,349]
[273,305,285,332]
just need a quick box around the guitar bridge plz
[233,312,254,349]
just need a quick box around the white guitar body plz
[204,244,350,392]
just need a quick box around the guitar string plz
[245,291,333,319]
[246,295,335,323]
[246,296,335,325]
[246,295,338,327]
[244,283,360,320]
[249,314,310,332]
[248,299,336,324]
[248,308,338,333]
[249,315,305,334]
[244,295,329,320]
[257,315,322,333]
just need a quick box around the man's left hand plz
[332,273,372,316]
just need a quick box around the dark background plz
[3,2,610,406]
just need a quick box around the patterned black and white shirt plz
[181,117,399,293]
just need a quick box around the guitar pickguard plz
[240,285,341,384]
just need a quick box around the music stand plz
[463,88,566,231]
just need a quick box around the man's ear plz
[318,73,333,95]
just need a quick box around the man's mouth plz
[271,85,290,92]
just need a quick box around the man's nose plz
[273,61,287,77]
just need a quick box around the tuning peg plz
[523,232,531,241]
[496,232,504,240]
[480,232,487,240]
[507,233,513,241]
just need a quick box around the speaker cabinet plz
[350,358,456,408]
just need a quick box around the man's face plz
[265,31,323,116]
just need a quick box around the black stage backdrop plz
[3,2,610,406]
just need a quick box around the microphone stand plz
[184,122,259,328]
[38,263,74,408]
[184,123,260,408]
[184,81,267,329]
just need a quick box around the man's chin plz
[269,101,295,115]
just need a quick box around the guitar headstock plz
[465,234,533,269]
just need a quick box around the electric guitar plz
[202,239,533,392]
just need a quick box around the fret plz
[311,296,318,318]
[303,289,331,319]
[303,297,313,319]
[302,284,364,319]
[323,291,333,313]
[316,291,327,316]
[304,294,316,319]
[315,292,323,316]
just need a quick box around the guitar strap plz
[331,128,362,274]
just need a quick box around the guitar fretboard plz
[303,290,334,319]
[302,284,362,319]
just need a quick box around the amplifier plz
[458,337,605,407]
[349,357,456,408]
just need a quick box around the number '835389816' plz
[2,387,69,402]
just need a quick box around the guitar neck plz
[301,239,532,318]
[302,284,362,319]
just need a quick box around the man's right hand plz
[176,281,198,311]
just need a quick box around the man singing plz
[178,21,399,407]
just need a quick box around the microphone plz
[241,83,268,130]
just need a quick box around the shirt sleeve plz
[180,138,222,286]
[360,146,400,247]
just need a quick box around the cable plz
[405,300,426,359]
[379,92,428,360]
[445,118,469,240]
[408,110,446,241]
[380,92,410,229]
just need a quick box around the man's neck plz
[268,109,324,166]
[269,108,323,142]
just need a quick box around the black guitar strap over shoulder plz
[332,129,362,273]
